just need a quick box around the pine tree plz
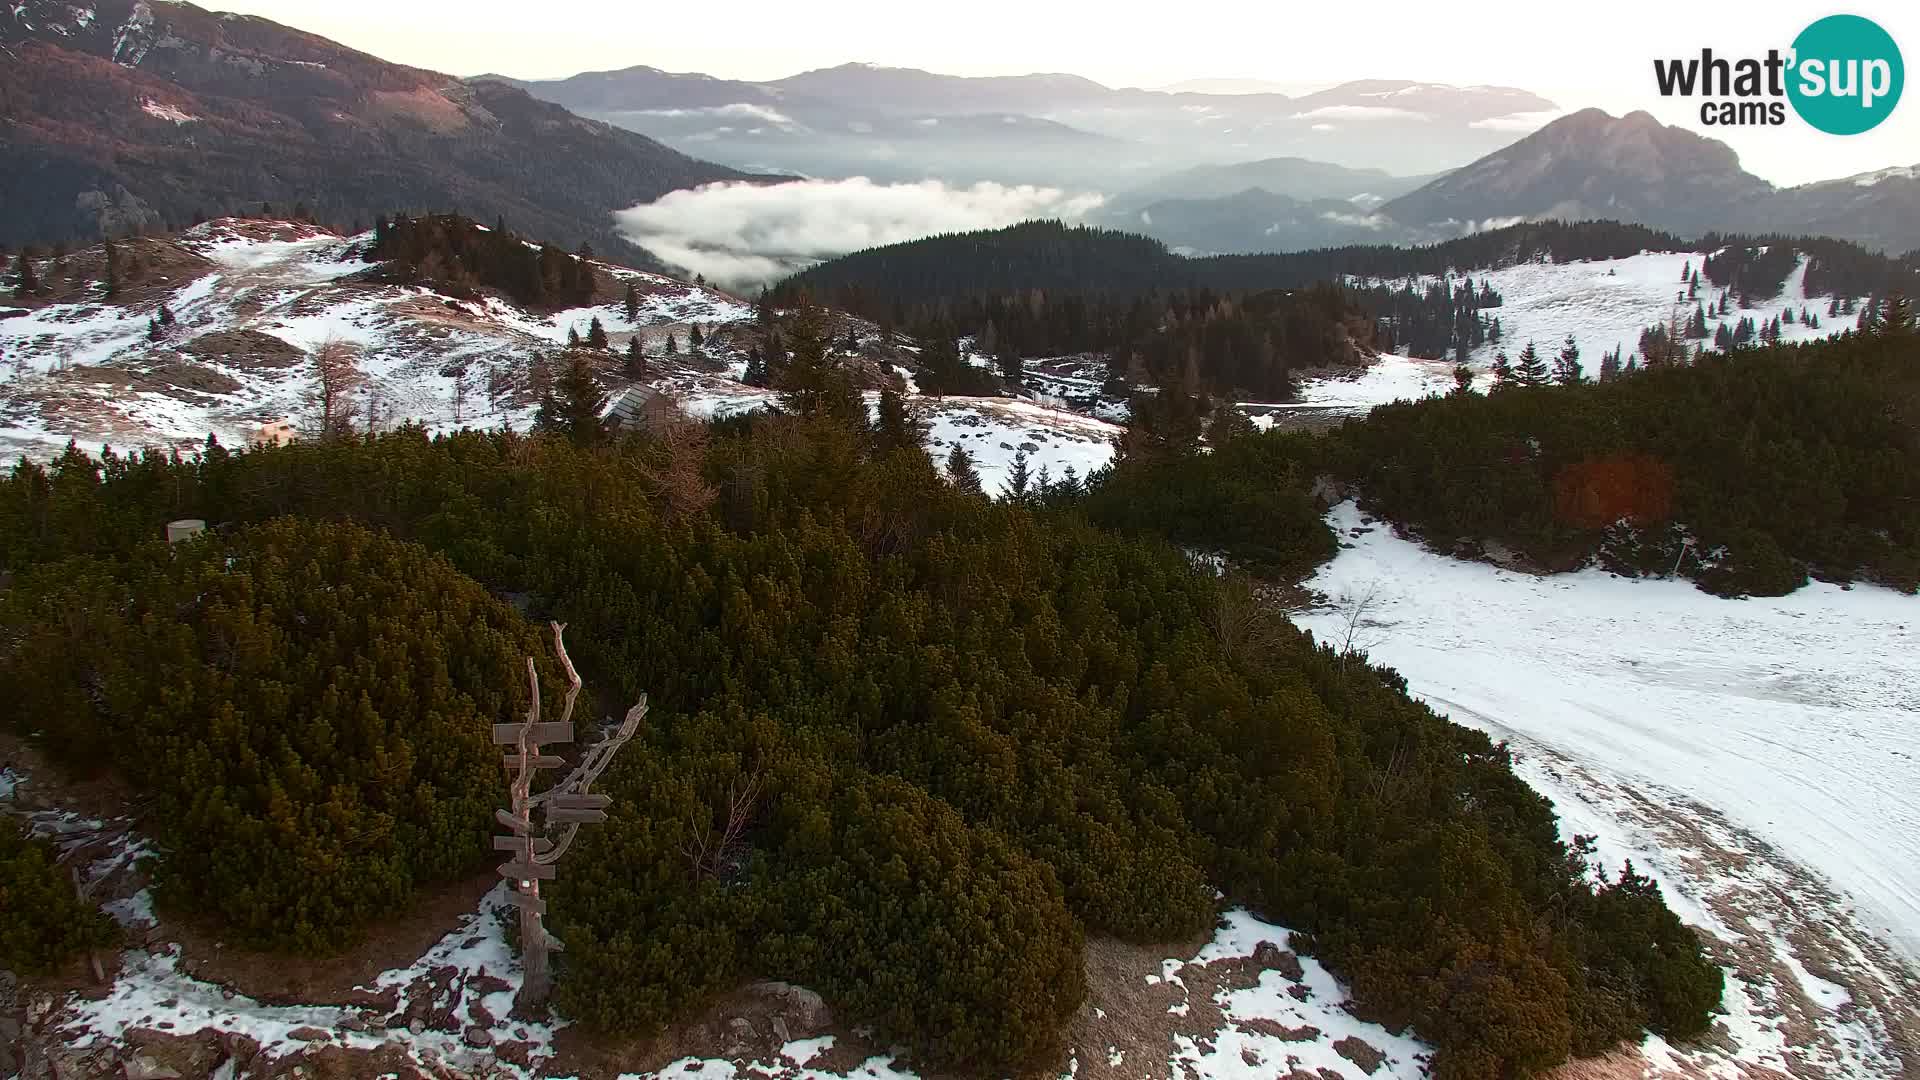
[1598,346,1623,381]
[1452,364,1475,394]
[1553,335,1583,385]
[689,324,705,351]
[665,332,679,356]
[946,445,983,495]
[624,282,640,324]
[1680,260,1691,282]
[536,352,608,447]
[15,250,38,297]
[1005,449,1033,503]
[625,336,648,380]
[586,317,610,350]
[1878,292,1914,336]
[777,306,865,427]
[998,346,1023,386]
[1782,307,1794,325]
[1490,349,1514,391]
[1515,341,1548,387]
[873,388,928,454]
[567,326,582,349]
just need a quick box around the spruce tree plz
[1515,341,1548,387]
[15,251,38,297]
[947,445,983,495]
[999,347,1023,385]
[690,324,705,351]
[624,282,640,324]
[1452,364,1475,394]
[536,352,608,447]
[777,306,865,427]
[666,332,679,356]
[625,336,647,380]
[1553,336,1583,385]
[1005,449,1033,503]
[567,326,582,349]
[1599,346,1623,381]
[587,317,609,350]
[1490,349,1514,391]
[873,388,927,454]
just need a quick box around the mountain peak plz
[1383,108,1772,233]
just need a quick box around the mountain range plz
[487,63,1559,187]
[3,1,1917,274]
[0,0,761,255]
[1116,110,1920,256]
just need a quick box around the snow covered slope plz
[1367,250,1862,378]
[1295,502,1920,1077]
[0,221,1115,486]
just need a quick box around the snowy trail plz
[1294,502,1920,1076]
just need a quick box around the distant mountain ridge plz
[0,0,762,252]
[1383,110,1920,253]
[495,63,1560,185]
[1382,108,1773,234]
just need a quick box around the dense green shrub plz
[1083,429,1337,578]
[1,518,562,951]
[0,424,1722,1075]
[0,823,120,974]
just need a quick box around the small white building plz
[253,418,298,447]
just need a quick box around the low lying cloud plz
[1291,104,1426,121]
[1470,109,1566,132]
[616,178,1107,290]
[1319,210,1392,230]
[634,103,801,129]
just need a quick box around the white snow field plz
[1364,251,1860,376]
[1295,501,1920,1077]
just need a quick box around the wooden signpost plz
[495,621,646,1014]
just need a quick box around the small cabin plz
[604,386,668,432]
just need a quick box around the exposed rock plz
[723,1016,756,1057]
[462,1026,494,1049]
[288,1026,330,1042]
[743,980,833,1038]
[122,1055,183,1080]
[408,1017,426,1035]
[1333,1034,1388,1075]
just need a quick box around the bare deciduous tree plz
[1332,579,1387,671]
[683,771,762,882]
[309,337,361,441]
[495,621,646,1015]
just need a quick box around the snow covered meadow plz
[1295,502,1920,1077]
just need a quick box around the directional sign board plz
[492,722,574,746]
[498,860,557,881]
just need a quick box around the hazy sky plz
[214,0,1917,185]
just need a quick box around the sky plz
[211,0,1919,185]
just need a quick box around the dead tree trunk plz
[495,621,646,1016]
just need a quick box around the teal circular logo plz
[1788,14,1903,134]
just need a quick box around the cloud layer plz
[615,178,1106,289]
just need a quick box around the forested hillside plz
[1100,323,1920,599]
[789,220,1918,319]
[0,1,763,252]
[0,411,1720,1077]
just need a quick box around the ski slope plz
[1365,251,1862,373]
[1295,502,1920,1077]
